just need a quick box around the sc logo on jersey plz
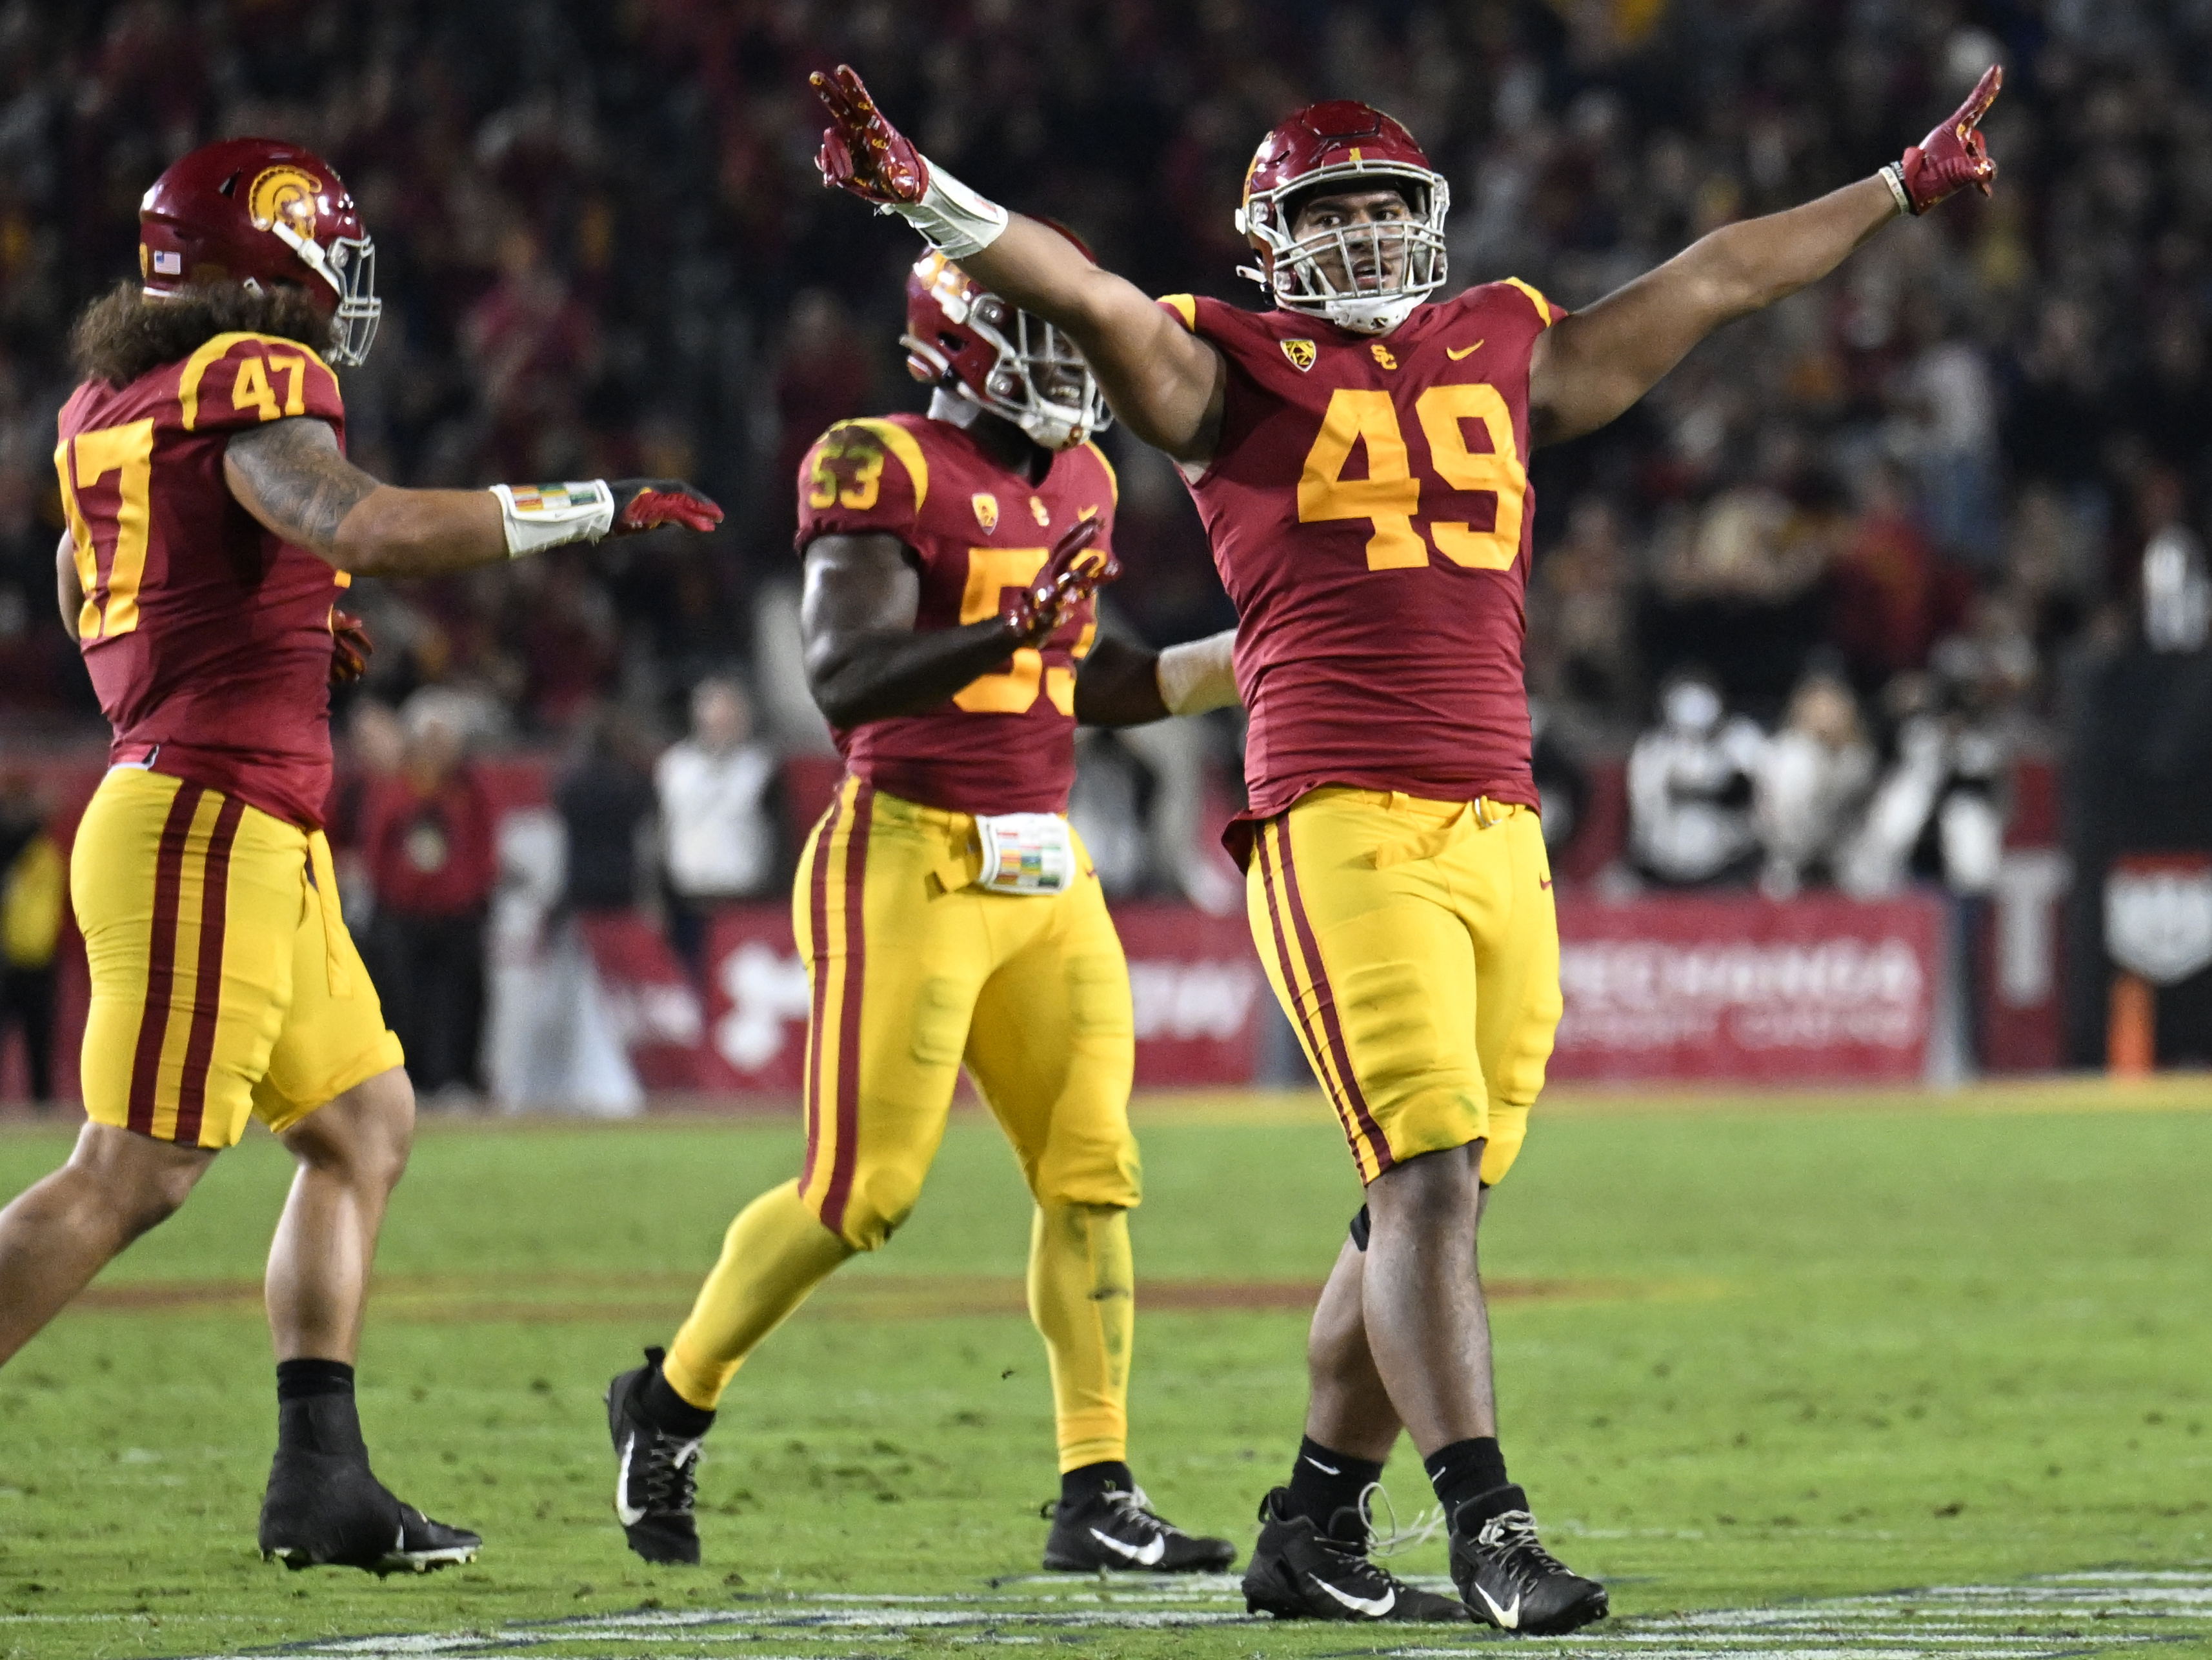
[246,165,325,239]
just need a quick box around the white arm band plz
[490,481,616,558]
[1156,628,1242,717]
[1878,162,1914,217]
[885,161,1010,261]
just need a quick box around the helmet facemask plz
[1237,166,1450,335]
[905,291,1111,450]
[268,217,381,366]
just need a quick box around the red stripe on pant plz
[169,795,245,1147]
[819,783,874,1236]
[798,786,848,1199]
[1272,816,1395,1177]
[1254,825,1361,1153]
[126,782,206,1135]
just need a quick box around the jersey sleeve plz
[794,417,932,552]
[172,332,346,435]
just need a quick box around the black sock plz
[1060,1459,1133,1506]
[1423,1437,1511,1525]
[640,1364,716,1440]
[276,1358,355,1400]
[1285,1436,1385,1541]
[274,1360,365,1458]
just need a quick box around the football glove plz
[329,609,372,686]
[812,65,929,206]
[608,479,724,537]
[1891,65,2001,214]
[1003,517,1118,646]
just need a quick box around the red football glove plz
[1897,64,2002,214]
[329,609,372,686]
[1003,517,1119,646]
[608,479,724,536]
[812,65,929,205]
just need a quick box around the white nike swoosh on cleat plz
[1478,1585,1522,1629]
[615,1435,647,1526]
[1312,1576,1396,1618]
[1088,1527,1165,1566]
[1301,1456,1341,1475]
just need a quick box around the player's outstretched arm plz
[1529,66,2001,449]
[223,417,721,579]
[812,65,1225,462]
[1073,628,1240,727]
[805,517,1116,727]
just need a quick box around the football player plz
[814,63,2002,1633]
[602,245,1242,1575]
[0,137,719,1573]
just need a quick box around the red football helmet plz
[139,137,381,366]
[901,246,1109,450]
[1234,101,1450,335]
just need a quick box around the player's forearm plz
[327,486,508,577]
[1531,175,1895,448]
[55,532,82,641]
[1075,628,1240,728]
[807,618,1029,728]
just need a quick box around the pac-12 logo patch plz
[972,492,1000,533]
[1281,339,1317,372]
[246,165,325,241]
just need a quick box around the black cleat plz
[607,1346,703,1565]
[259,1451,480,1575]
[1242,1487,1468,1622]
[1043,1481,1236,1572]
[1448,1485,1607,1635]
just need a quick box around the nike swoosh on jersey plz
[615,1435,647,1526]
[1445,339,1485,360]
[1478,1585,1522,1629]
[1313,1575,1397,1618]
[1088,1526,1166,1566]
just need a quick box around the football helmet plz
[901,245,1109,451]
[139,137,381,366]
[1234,101,1449,335]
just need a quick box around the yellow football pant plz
[667,779,1141,1472]
[1247,788,1562,1185]
[71,766,402,1148]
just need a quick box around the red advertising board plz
[1551,891,1947,1083]
[693,899,1263,1095]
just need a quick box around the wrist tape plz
[886,163,1009,259]
[490,481,615,557]
[1878,162,1915,217]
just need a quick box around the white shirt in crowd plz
[656,741,778,900]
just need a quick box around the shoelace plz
[1100,1485,1184,1538]
[639,1430,701,1515]
[1355,1481,1447,1559]
[1308,1525,1411,1595]
[1476,1508,1573,1583]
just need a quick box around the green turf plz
[0,1087,2208,1658]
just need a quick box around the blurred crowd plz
[2,0,2209,919]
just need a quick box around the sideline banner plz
[696,900,1264,1095]
[1552,892,1948,1083]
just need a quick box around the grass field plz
[1,1079,2209,1659]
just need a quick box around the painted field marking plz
[165,1566,2212,1659]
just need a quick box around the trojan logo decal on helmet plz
[1234,100,1450,335]
[137,137,383,367]
[246,165,324,241]
[900,242,1111,450]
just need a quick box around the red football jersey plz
[793,414,1116,816]
[1160,281,1567,839]
[56,330,349,829]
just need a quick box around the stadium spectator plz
[0,776,63,1108]
[654,676,781,979]
[555,706,659,916]
[1627,668,1765,888]
[1753,668,1876,898]
[359,698,499,1099]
